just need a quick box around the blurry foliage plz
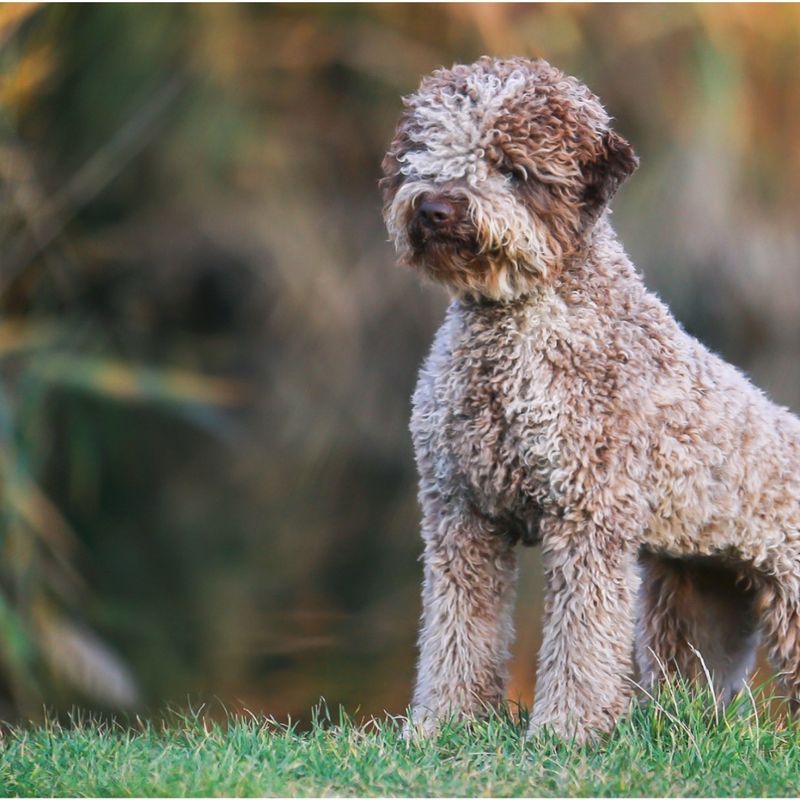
[0,4,252,720]
[0,4,798,722]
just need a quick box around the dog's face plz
[381,57,638,301]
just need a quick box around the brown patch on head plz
[483,58,638,246]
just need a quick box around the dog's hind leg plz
[636,552,760,705]
[756,581,800,712]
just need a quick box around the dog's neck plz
[457,215,645,317]
[556,216,645,303]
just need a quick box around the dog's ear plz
[580,129,638,227]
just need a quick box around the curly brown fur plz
[382,56,800,742]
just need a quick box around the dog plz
[381,56,800,742]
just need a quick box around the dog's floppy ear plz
[580,129,639,227]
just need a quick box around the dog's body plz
[382,57,800,740]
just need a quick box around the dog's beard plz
[408,226,526,302]
[408,217,487,282]
[411,239,503,300]
[402,200,508,297]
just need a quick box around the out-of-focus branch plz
[1,75,184,291]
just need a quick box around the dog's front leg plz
[529,515,639,742]
[409,493,518,734]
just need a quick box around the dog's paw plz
[401,708,440,741]
[526,714,599,745]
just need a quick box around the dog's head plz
[381,57,638,301]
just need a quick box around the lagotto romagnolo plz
[381,56,800,741]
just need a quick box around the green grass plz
[2,685,800,797]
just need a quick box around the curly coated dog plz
[381,56,800,742]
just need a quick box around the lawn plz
[2,685,800,797]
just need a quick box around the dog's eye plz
[501,165,528,185]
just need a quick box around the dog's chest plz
[412,301,565,525]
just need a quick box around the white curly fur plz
[397,68,530,185]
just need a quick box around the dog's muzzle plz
[408,193,468,253]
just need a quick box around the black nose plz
[417,198,457,228]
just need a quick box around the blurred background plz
[0,3,799,724]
